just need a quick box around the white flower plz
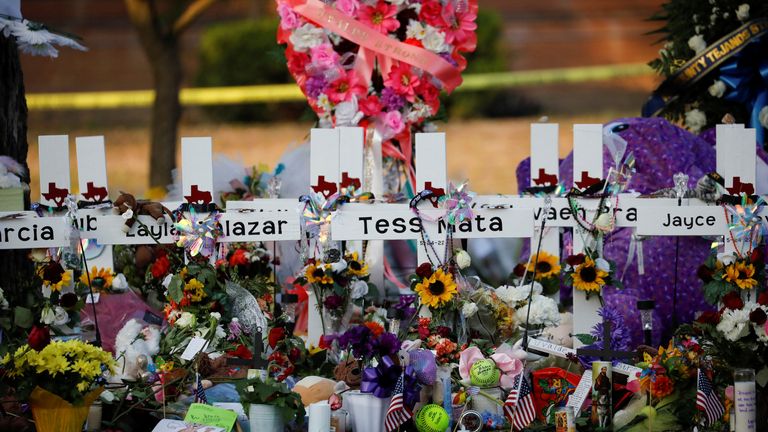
[406,101,432,123]
[716,307,750,341]
[289,23,325,52]
[695,25,705,35]
[335,98,363,126]
[53,306,69,325]
[112,273,128,291]
[0,287,8,310]
[723,12,730,19]
[594,257,611,272]
[710,14,717,25]
[759,106,768,129]
[387,0,407,5]
[717,252,737,266]
[121,208,134,220]
[329,259,347,273]
[350,280,369,299]
[210,312,222,321]
[0,173,21,188]
[317,94,332,111]
[41,306,56,325]
[462,302,479,318]
[495,282,542,305]
[688,35,707,54]
[422,27,448,53]
[708,80,726,98]
[215,325,227,340]
[175,312,196,329]
[685,109,707,133]
[41,284,52,299]
[526,294,561,327]
[736,4,750,21]
[406,20,427,40]
[455,249,471,269]
[162,274,173,288]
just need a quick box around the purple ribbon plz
[360,355,402,398]
[403,365,422,408]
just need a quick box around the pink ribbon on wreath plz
[284,0,463,93]
[459,345,525,390]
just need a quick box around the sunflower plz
[734,261,758,290]
[414,268,458,308]
[305,263,333,285]
[345,252,369,277]
[43,269,72,293]
[527,251,561,279]
[724,263,740,284]
[184,278,207,302]
[79,267,114,292]
[571,256,607,293]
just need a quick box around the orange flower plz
[650,374,674,399]
[364,321,385,337]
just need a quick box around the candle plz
[308,401,331,432]
[733,369,756,432]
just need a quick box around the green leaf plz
[574,333,596,345]
[13,306,33,329]
[168,275,183,303]
[366,282,379,299]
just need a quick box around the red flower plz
[326,70,366,104]
[359,95,383,117]
[28,325,51,351]
[697,264,714,283]
[513,263,526,278]
[415,262,434,279]
[286,47,310,76]
[722,291,744,310]
[650,374,674,399]
[364,321,385,337]
[229,249,249,267]
[358,1,400,34]
[151,255,170,279]
[749,308,767,325]
[436,326,451,337]
[696,310,721,325]
[384,61,421,102]
[565,253,586,266]
[758,291,768,306]
[419,0,447,28]
[289,347,301,362]
[750,247,764,264]
[268,327,286,349]
[227,344,253,360]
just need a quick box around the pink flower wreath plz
[277,0,478,186]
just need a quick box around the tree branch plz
[173,0,218,35]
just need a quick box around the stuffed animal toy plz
[293,376,348,406]
[333,357,362,388]
[113,192,173,233]
[112,319,160,382]
[540,312,573,348]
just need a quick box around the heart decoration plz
[277,0,478,186]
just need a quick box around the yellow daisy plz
[527,251,561,279]
[345,252,369,277]
[734,261,758,290]
[571,256,607,293]
[305,263,333,285]
[414,268,458,308]
[184,278,207,302]
[79,266,114,291]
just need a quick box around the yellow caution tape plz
[26,63,653,110]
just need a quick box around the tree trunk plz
[148,36,182,189]
[0,35,33,292]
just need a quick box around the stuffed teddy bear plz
[333,357,362,388]
[113,192,173,233]
[112,319,160,382]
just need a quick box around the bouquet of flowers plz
[412,317,462,365]
[216,242,278,295]
[698,249,764,304]
[410,262,459,311]
[326,322,401,365]
[1,339,115,403]
[562,249,622,299]
[162,261,228,325]
[509,251,562,296]
[495,282,561,330]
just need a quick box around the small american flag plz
[697,369,724,425]
[385,375,412,432]
[195,372,208,404]
[504,374,536,430]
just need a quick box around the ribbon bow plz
[458,344,524,390]
[361,355,402,398]
[719,38,768,145]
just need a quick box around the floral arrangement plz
[412,317,462,365]
[495,282,560,330]
[697,249,764,304]
[79,266,128,294]
[510,251,562,296]
[216,242,278,295]
[326,322,401,364]
[562,249,622,299]
[1,339,115,403]
[235,376,306,424]
[646,1,768,137]
[410,262,459,310]
[162,261,228,325]
[296,249,374,330]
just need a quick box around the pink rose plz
[335,0,359,17]
[310,43,339,70]
[277,2,300,30]
[384,110,405,135]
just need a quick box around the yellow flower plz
[77,381,91,392]
[184,278,206,302]
[45,270,72,292]
[79,267,114,292]
[305,263,333,285]
[345,252,369,277]
[414,268,458,308]
[572,256,607,293]
[527,251,561,279]
[724,263,740,284]
[734,262,758,290]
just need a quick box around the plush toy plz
[333,357,362,388]
[540,312,573,348]
[112,319,160,382]
[292,376,347,407]
[113,192,173,233]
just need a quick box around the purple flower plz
[373,332,402,357]
[578,306,633,369]
[306,75,327,99]
[323,294,345,311]
[381,87,405,111]
[439,52,459,67]
[227,319,244,341]
[338,325,374,359]
[394,295,417,320]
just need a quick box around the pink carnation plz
[277,2,300,30]
[359,95,383,116]
[384,62,421,102]
[444,4,478,50]
[326,70,366,104]
[335,0,359,17]
[383,110,405,135]
[310,43,340,70]
[359,1,400,34]
[419,0,446,28]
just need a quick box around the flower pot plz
[28,386,103,432]
[344,390,390,432]
[248,403,285,432]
